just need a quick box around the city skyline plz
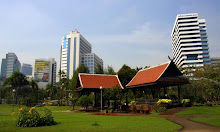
[0,0,220,72]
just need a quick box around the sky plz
[0,0,220,73]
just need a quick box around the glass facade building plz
[0,53,21,78]
[82,53,103,74]
[21,63,32,76]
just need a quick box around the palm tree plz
[29,79,39,102]
[3,70,29,104]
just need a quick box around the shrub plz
[181,99,190,104]
[78,95,92,109]
[157,99,172,105]
[69,97,78,110]
[195,96,206,104]
[183,94,196,102]
[129,101,135,105]
[16,106,56,127]
[154,104,167,113]
[23,97,36,107]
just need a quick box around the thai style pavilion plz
[126,61,189,99]
[75,73,123,107]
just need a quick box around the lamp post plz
[100,86,103,111]
[12,89,16,112]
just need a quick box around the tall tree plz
[193,63,220,101]
[3,71,29,103]
[95,64,104,74]
[104,65,116,75]
[58,71,71,106]
[29,79,39,103]
[70,64,89,89]
[117,64,137,87]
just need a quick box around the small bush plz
[78,95,92,109]
[154,104,167,113]
[16,106,56,127]
[181,99,190,104]
[195,96,206,104]
[157,99,172,105]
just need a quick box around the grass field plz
[0,104,181,132]
[0,104,78,112]
[176,105,220,127]
[176,105,220,115]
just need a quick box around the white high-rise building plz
[171,13,211,70]
[60,30,103,78]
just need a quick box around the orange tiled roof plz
[126,62,170,87]
[79,74,123,89]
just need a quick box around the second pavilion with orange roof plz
[126,60,189,99]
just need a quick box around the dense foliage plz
[78,95,92,109]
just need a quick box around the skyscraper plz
[81,53,103,74]
[171,13,210,71]
[34,58,56,88]
[61,30,103,78]
[1,58,7,79]
[21,63,33,76]
[1,52,21,78]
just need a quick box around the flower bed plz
[16,106,56,127]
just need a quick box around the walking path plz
[154,107,220,132]
[156,115,220,132]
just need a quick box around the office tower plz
[171,13,211,71]
[34,58,56,88]
[1,53,21,78]
[81,53,103,74]
[61,30,103,78]
[21,63,32,76]
[1,58,7,78]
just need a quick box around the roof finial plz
[168,56,172,61]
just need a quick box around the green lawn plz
[191,116,220,127]
[176,105,220,127]
[0,104,78,113]
[0,104,181,132]
[176,105,220,115]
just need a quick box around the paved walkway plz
[157,115,220,132]
[153,107,220,132]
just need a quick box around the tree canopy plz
[104,65,116,75]
[117,64,137,87]
[70,64,90,89]
[94,64,104,74]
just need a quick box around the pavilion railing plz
[135,99,159,105]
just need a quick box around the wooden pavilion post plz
[157,87,160,99]
[151,87,155,99]
[94,91,97,107]
[125,89,128,111]
[133,89,137,102]
[164,87,167,97]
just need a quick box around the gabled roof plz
[126,61,188,88]
[76,73,123,91]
